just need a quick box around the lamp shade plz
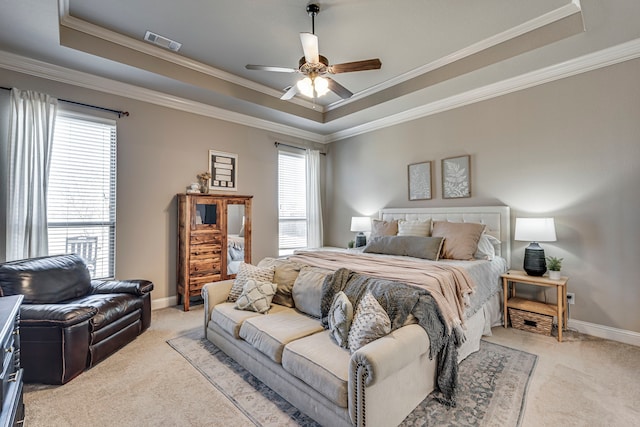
[514,218,556,242]
[350,217,371,233]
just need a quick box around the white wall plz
[325,58,640,333]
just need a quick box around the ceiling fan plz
[246,3,382,100]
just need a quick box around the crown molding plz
[0,50,327,143]
[57,0,322,113]
[325,1,583,112]
[2,36,638,145]
[325,37,640,142]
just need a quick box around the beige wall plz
[0,69,319,305]
[325,58,640,333]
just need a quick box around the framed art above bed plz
[408,161,433,201]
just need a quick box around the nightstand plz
[501,270,569,342]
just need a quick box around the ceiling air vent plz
[144,31,182,52]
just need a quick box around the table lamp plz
[514,218,556,276]
[350,217,371,248]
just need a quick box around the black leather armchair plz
[0,254,154,384]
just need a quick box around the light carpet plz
[168,329,537,426]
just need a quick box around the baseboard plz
[568,319,640,347]
[151,296,177,311]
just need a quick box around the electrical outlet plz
[567,292,575,305]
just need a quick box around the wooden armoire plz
[177,193,252,311]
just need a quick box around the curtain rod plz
[274,141,326,155]
[0,86,129,118]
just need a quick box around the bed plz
[291,205,510,362]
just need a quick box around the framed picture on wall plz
[209,150,238,191]
[408,161,433,201]
[442,155,471,199]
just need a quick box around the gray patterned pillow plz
[328,292,353,348]
[227,262,275,303]
[234,279,277,313]
[347,291,391,353]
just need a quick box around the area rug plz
[167,329,537,427]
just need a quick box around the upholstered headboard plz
[380,206,511,265]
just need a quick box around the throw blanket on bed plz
[290,250,476,342]
[321,268,459,405]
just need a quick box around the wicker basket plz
[509,308,553,336]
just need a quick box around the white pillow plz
[347,291,391,353]
[235,279,277,313]
[328,292,353,348]
[397,219,431,237]
[227,262,275,302]
[474,234,501,260]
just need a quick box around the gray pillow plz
[363,236,444,261]
[348,291,391,353]
[328,291,353,348]
[292,266,333,318]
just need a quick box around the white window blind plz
[47,112,117,279]
[278,150,307,255]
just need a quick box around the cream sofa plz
[202,277,436,427]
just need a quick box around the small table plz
[501,270,569,342]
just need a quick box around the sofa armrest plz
[90,279,154,296]
[201,280,233,332]
[350,324,429,387]
[349,324,432,426]
[20,304,97,328]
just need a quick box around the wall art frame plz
[408,161,433,201]
[442,154,471,199]
[208,150,238,191]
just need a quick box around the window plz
[47,112,117,278]
[278,150,307,255]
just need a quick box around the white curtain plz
[305,149,323,248]
[5,88,58,261]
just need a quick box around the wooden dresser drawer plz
[190,233,220,245]
[190,244,221,260]
[189,258,221,274]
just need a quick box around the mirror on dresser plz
[226,202,246,276]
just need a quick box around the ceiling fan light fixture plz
[314,76,329,97]
[296,77,314,97]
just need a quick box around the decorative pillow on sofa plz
[397,219,431,237]
[227,262,275,303]
[474,234,501,260]
[292,266,333,318]
[234,279,277,313]
[431,221,486,261]
[363,236,444,260]
[370,219,398,239]
[347,291,391,353]
[328,291,353,348]
[257,258,306,307]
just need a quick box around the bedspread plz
[289,250,476,340]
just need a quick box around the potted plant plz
[546,256,563,279]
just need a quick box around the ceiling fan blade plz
[326,77,353,99]
[280,85,299,100]
[329,59,382,74]
[246,64,298,73]
[300,32,319,64]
